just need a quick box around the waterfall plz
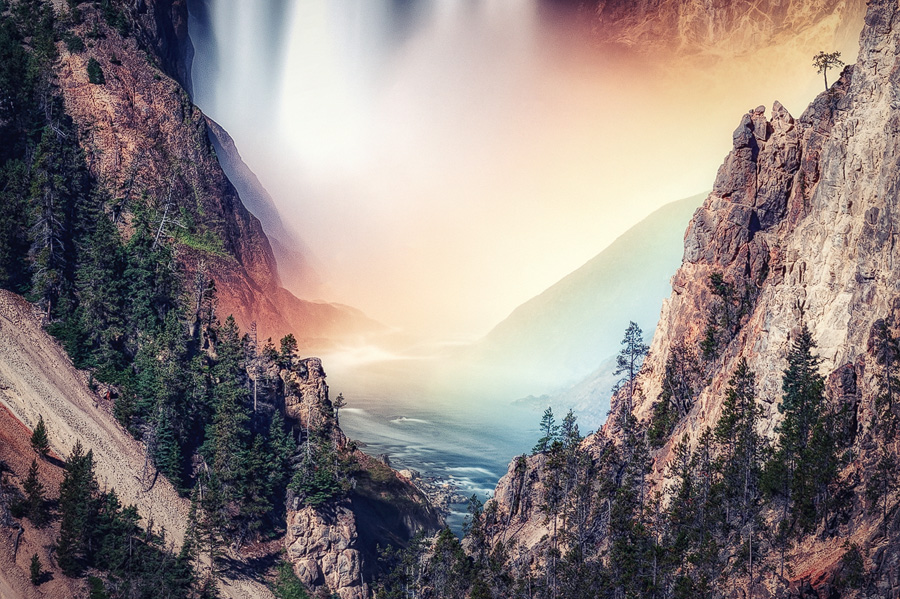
[185,0,858,341]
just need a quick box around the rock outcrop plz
[286,505,367,598]
[277,357,442,599]
[489,0,900,591]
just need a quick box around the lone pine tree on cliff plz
[813,50,844,90]
[614,321,649,417]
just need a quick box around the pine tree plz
[23,459,47,526]
[57,441,99,577]
[73,211,127,371]
[30,553,41,585]
[871,318,900,434]
[607,437,655,599]
[271,559,310,599]
[206,317,251,497]
[279,333,298,367]
[533,407,559,454]
[86,57,105,84]
[714,359,765,591]
[560,409,581,450]
[649,341,700,447]
[765,324,836,532]
[31,414,49,457]
[426,528,472,599]
[700,273,745,359]
[332,393,347,426]
[542,445,567,598]
[614,322,649,416]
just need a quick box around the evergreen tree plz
[279,333,298,367]
[533,407,559,454]
[31,414,50,457]
[73,210,127,372]
[23,458,47,526]
[87,57,105,84]
[204,316,251,500]
[426,528,472,599]
[332,392,347,426]
[871,318,900,434]
[268,409,296,506]
[27,126,89,317]
[0,160,32,292]
[30,553,42,585]
[463,495,488,569]
[764,325,836,532]
[648,341,700,447]
[614,322,649,416]
[271,559,310,599]
[560,409,581,450]
[713,359,765,591]
[541,445,567,598]
[57,441,99,577]
[700,273,746,360]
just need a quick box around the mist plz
[188,0,862,343]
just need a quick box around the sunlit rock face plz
[586,0,866,56]
[286,505,367,599]
[489,0,900,589]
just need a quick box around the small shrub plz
[62,33,84,53]
[271,560,310,599]
[30,554,41,585]
[87,58,105,84]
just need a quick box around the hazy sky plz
[189,0,861,342]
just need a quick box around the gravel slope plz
[0,289,273,598]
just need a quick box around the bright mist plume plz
[188,0,863,343]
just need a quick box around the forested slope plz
[0,2,439,598]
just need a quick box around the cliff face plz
[205,118,324,299]
[489,0,900,591]
[54,0,379,348]
[586,0,865,56]
[635,0,900,445]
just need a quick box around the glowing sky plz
[189,0,862,342]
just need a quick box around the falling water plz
[185,0,865,530]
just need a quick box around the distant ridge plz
[476,194,704,389]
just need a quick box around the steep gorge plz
[0,1,438,598]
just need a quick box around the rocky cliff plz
[583,0,865,57]
[488,0,900,593]
[55,0,380,348]
[0,2,437,597]
[276,358,443,599]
